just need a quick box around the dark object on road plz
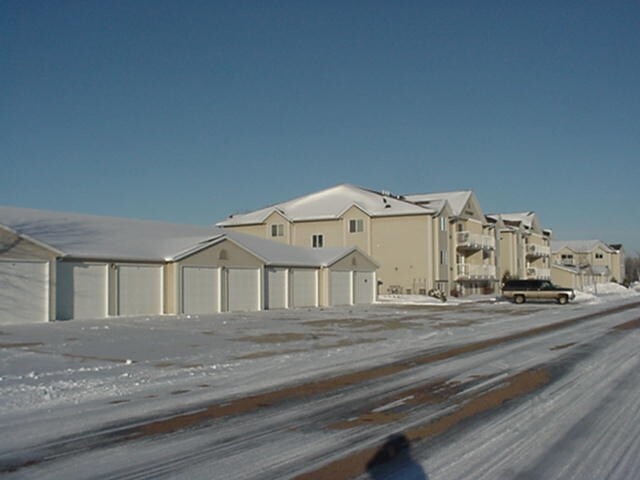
[366,434,428,479]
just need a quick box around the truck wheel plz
[558,295,568,305]
[514,295,525,304]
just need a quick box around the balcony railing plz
[456,231,495,251]
[526,267,551,279]
[526,244,551,257]
[456,263,497,280]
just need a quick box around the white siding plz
[291,269,318,308]
[354,271,375,304]
[117,265,163,316]
[227,268,261,312]
[0,260,49,325]
[265,268,288,310]
[182,266,220,314]
[57,262,108,320]
[330,271,352,306]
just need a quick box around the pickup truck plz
[502,279,576,304]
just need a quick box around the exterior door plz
[0,260,49,324]
[265,268,288,310]
[117,265,163,316]
[291,269,317,308]
[227,268,260,312]
[57,262,108,320]
[330,270,352,306]
[354,271,375,304]
[182,266,219,314]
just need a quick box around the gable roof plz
[486,212,542,232]
[217,184,434,226]
[0,206,370,267]
[551,239,614,254]
[403,190,475,218]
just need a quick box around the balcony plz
[456,231,495,251]
[526,244,551,258]
[526,267,551,279]
[456,263,497,280]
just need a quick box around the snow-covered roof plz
[0,206,370,267]
[403,190,473,217]
[486,212,541,232]
[217,184,433,226]
[220,230,374,268]
[551,240,613,254]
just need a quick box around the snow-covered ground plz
[1,283,639,479]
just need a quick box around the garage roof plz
[0,206,370,267]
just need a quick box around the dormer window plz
[349,219,364,233]
[271,224,284,237]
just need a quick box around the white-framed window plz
[312,234,324,248]
[440,249,447,265]
[349,219,364,233]
[271,224,284,237]
[595,253,603,259]
[440,216,446,232]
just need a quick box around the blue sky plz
[2,1,639,252]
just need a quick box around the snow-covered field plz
[1,283,639,479]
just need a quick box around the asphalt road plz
[3,300,640,479]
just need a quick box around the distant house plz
[0,206,377,325]
[486,212,552,282]
[550,239,625,289]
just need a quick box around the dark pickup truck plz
[502,279,576,304]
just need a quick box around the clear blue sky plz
[2,1,639,252]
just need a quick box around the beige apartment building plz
[405,191,498,296]
[218,184,448,295]
[486,212,552,282]
[551,240,625,288]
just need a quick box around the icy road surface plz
[1,285,640,479]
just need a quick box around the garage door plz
[117,265,163,316]
[0,260,49,325]
[182,266,220,314]
[265,268,288,310]
[330,271,352,306]
[291,269,317,308]
[227,268,260,312]
[354,272,375,304]
[57,262,108,320]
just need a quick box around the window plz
[595,253,603,259]
[349,219,364,233]
[312,234,324,248]
[440,217,446,232]
[271,224,284,237]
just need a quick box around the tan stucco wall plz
[291,219,343,248]
[223,224,266,238]
[329,250,378,272]
[0,228,57,261]
[551,266,576,289]
[341,206,371,253]
[264,211,292,244]
[179,240,264,268]
[370,215,432,294]
[164,263,178,314]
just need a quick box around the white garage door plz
[265,268,288,310]
[291,269,317,308]
[182,266,220,314]
[117,265,163,316]
[0,260,49,325]
[228,268,260,312]
[57,262,108,320]
[354,272,375,304]
[330,271,352,306]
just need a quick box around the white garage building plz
[0,207,377,324]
